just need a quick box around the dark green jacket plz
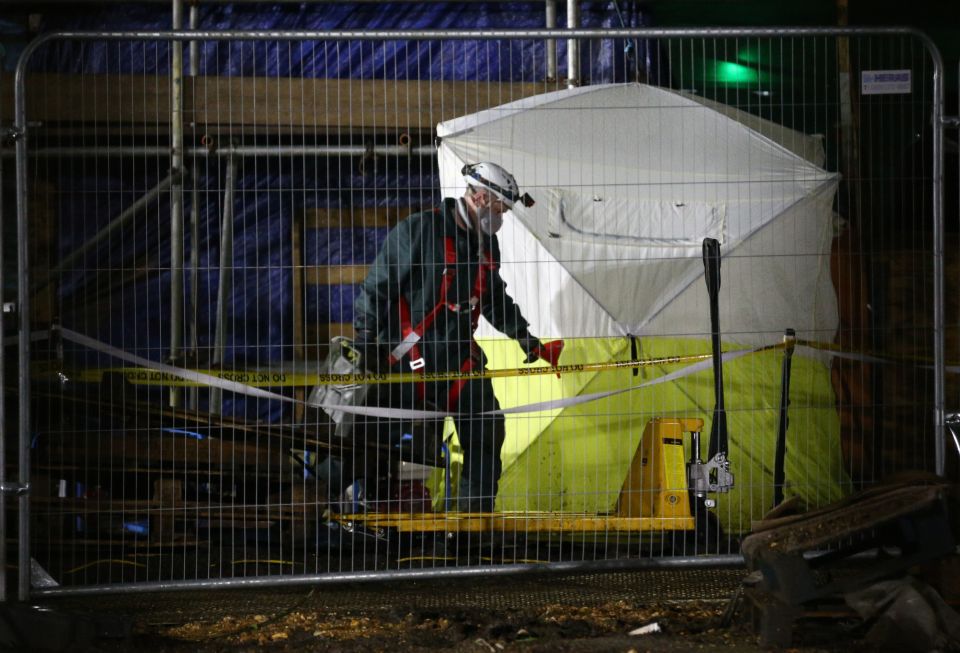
[353,198,531,372]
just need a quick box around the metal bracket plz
[689,452,735,501]
[0,481,29,497]
[941,116,960,128]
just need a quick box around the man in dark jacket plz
[352,162,562,512]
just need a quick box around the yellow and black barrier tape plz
[34,326,954,417]
[35,328,782,417]
[49,349,736,387]
[32,327,958,393]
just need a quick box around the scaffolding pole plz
[169,0,186,407]
[209,155,237,415]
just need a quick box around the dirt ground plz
[33,567,886,653]
[132,600,871,653]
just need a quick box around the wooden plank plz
[2,73,560,130]
[301,206,413,229]
[304,264,369,285]
[306,322,355,346]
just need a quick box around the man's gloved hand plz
[353,328,387,373]
[532,339,565,367]
[519,335,565,369]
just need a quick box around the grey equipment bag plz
[306,336,370,439]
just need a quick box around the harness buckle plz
[409,357,426,371]
[447,296,479,314]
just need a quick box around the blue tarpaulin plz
[23,2,651,421]
[31,2,648,81]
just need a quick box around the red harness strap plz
[446,355,478,410]
[390,238,459,368]
[391,236,494,408]
[446,256,494,410]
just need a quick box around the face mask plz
[476,205,504,235]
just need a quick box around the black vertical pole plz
[703,238,728,460]
[773,328,796,507]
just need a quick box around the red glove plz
[523,339,565,374]
[534,339,564,368]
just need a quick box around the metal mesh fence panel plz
[8,28,946,594]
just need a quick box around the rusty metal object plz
[740,480,956,648]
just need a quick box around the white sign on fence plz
[861,69,912,95]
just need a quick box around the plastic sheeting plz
[29,2,650,422]
[30,2,649,83]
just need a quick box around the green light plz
[712,61,761,84]
[690,59,772,86]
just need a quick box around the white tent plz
[435,83,849,532]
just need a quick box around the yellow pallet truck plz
[330,239,735,552]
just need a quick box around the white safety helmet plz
[461,162,535,208]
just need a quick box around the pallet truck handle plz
[702,238,728,460]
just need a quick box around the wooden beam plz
[3,73,560,131]
[307,322,355,343]
[304,264,369,286]
[299,206,414,229]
